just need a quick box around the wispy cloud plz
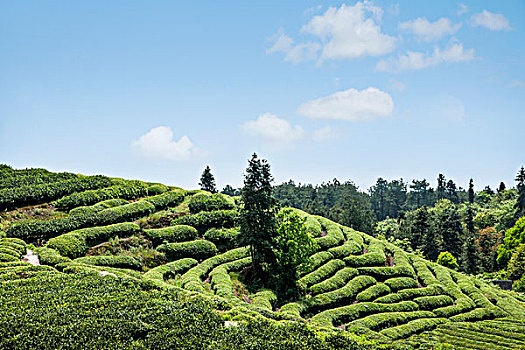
[297,87,394,122]
[376,43,475,72]
[398,17,461,41]
[471,10,511,31]
[132,126,202,162]
[457,3,468,16]
[266,29,320,64]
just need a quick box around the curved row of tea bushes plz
[299,251,333,276]
[357,266,415,281]
[0,175,113,210]
[35,246,71,266]
[413,295,454,310]
[180,247,249,292]
[48,222,140,259]
[374,285,444,304]
[203,227,240,252]
[286,209,322,238]
[69,198,129,216]
[210,266,236,299]
[310,267,359,295]
[384,277,419,292]
[328,241,362,259]
[251,290,277,310]
[7,200,155,241]
[54,181,148,210]
[314,217,345,250]
[157,240,217,262]
[344,240,386,267]
[410,256,440,286]
[310,301,419,329]
[146,184,169,195]
[298,259,345,288]
[356,283,391,302]
[143,258,198,282]
[0,238,26,262]
[172,209,238,233]
[144,225,198,246]
[58,262,142,281]
[72,255,142,270]
[347,310,437,332]
[380,317,448,340]
[143,190,185,210]
[452,272,499,310]
[188,193,235,214]
[0,169,78,190]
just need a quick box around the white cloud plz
[313,126,339,141]
[302,2,396,60]
[457,3,468,15]
[132,126,199,162]
[297,87,394,122]
[398,17,461,41]
[266,29,320,63]
[471,10,511,31]
[241,113,304,144]
[375,43,475,72]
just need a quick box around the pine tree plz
[238,153,278,282]
[199,166,217,193]
[498,182,506,193]
[515,166,525,220]
[446,180,459,204]
[468,179,475,204]
[437,174,446,201]
[461,204,479,274]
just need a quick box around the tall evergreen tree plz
[238,153,278,282]
[437,174,446,201]
[468,179,475,204]
[461,204,479,274]
[409,179,430,209]
[369,178,389,220]
[446,179,459,204]
[432,200,463,259]
[199,166,217,193]
[498,182,506,193]
[515,166,525,220]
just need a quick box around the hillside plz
[1,165,525,349]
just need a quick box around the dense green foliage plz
[188,192,236,214]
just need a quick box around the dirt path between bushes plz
[22,249,40,266]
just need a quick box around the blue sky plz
[1,1,524,191]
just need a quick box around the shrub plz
[203,227,240,252]
[68,198,128,216]
[310,267,359,295]
[348,310,436,332]
[97,200,155,224]
[144,191,185,210]
[144,225,198,246]
[172,210,238,233]
[298,259,345,288]
[0,175,113,210]
[188,193,235,214]
[344,240,386,267]
[380,318,448,340]
[299,251,333,276]
[157,239,218,262]
[53,181,147,210]
[210,266,236,299]
[357,266,415,280]
[72,255,142,270]
[35,247,71,266]
[329,241,362,259]
[356,283,391,302]
[143,258,198,281]
[410,256,440,286]
[147,184,169,195]
[413,295,454,310]
[48,222,140,259]
[251,290,277,310]
[384,277,419,292]
[315,217,345,250]
[0,253,18,262]
[437,251,459,270]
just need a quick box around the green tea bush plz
[344,240,386,267]
[172,209,238,233]
[147,184,169,195]
[357,266,415,280]
[188,193,235,214]
[299,251,333,276]
[0,253,18,262]
[144,190,185,210]
[203,227,240,252]
[157,239,218,262]
[35,246,71,266]
[54,181,148,210]
[68,198,128,216]
[356,283,391,302]
[48,222,140,259]
[384,277,419,292]
[315,217,345,250]
[0,175,113,210]
[298,259,345,288]
[348,310,436,331]
[380,318,448,340]
[0,169,78,190]
[210,265,236,299]
[143,258,198,281]
[413,295,454,310]
[251,290,277,310]
[144,225,198,246]
[410,257,440,286]
[310,267,359,295]
[73,255,142,270]
[329,241,363,259]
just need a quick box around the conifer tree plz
[238,153,278,282]
[437,174,446,201]
[498,182,506,193]
[515,166,525,220]
[199,165,217,193]
[468,179,475,204]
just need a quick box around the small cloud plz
[302,2,396,61]
[511,79,525,88]
[297,87,394,122]
[132,126,201,162]
[376,42,475,72]
[398,17,461,41]
[471,10,511,31]
[241,113,304,144]
[313,126,339,141]
[390,80,406,92]
[266,29,320,63]
[457,3,468,16]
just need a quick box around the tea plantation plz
[1,164,524,349]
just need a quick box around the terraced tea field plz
[1,165,524,349]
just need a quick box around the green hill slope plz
[1,165,524,349]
